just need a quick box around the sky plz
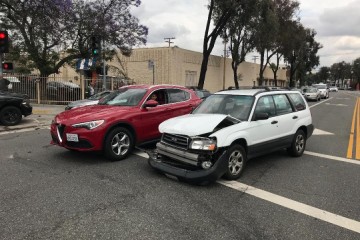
[131,0,360,68]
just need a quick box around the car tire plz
[104,127,134,161]
[287,129,306,157]
[0,106,23,126]
[223,144,247,180]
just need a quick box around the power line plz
[164,37,175,47]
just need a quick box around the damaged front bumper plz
[148,142,229,183]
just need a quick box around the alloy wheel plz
[228,150,244,176]
[111,132,130,156]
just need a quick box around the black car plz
[46,81,81,101]
[0,91,32,126]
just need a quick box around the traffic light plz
[0,31,9,53]
[2,62,13,70]
[91,35,101,56]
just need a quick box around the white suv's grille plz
[161,133,189,150]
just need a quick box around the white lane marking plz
[325,103,348,107]
[218,180,360,234]
[304,151,360,165]
[312,129,334,135]
[309,97,332,108]
[0,127,50,135]
[135,148,360,232]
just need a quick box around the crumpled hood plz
[159,114,238,136]
[55,105,133,124]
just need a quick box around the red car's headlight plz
[72,120,104,130]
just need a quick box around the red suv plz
[50,85,202,161]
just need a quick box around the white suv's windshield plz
[192,94,254,120]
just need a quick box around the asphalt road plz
[0,90,360,240]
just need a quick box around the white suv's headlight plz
[190,138,216,151]
[72,120,104,130]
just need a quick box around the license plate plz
[66,133,79,142]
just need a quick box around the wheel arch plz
[229,138,248,154]
[298,126,308,138]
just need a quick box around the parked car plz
[65,90,113,110]
[312,83,329,98]
[148,88,313,184]
[0,91,32,126]
[329,86,338,92]
[47,81,81,101]
[302,87,321,101]
[186,86,211,99]
[50,85,202,161]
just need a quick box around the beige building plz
[60,46,289,93]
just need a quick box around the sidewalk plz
[0,104,65,133]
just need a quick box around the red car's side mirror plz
[143,99,158,108]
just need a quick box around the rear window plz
[288,93,306,111]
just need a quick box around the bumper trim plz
[148,150,228,183]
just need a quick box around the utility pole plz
[222,41,227,90]
[164,37,175,47]
[252,55,259,63]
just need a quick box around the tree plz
[219,0,258,89]
[252,0,279,86]
[352,58,360,88]
[284,25,321,87]
[269,0,299,86]
[197,0,240,90]
[0,0,148,78]
[317,66,331,83]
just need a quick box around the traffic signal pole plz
[102,37,106,90]
[0,54,3,78]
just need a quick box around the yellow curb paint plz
[347,98,358,159]
[356,98,360,160]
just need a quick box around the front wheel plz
[223,144,247,180]
[287,130,306,157]
[0,106,22,126]
[104,127,134,161]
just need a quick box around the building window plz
[185,71,197,86]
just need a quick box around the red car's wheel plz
[104,127,134,161]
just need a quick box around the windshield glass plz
[99,88,147,106]
[192,94,254,120]
[308,88,317,93]
[88,91,110,100]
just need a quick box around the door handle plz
[271,121,278,124]
[293,116,298,119]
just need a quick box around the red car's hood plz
[55,104,135,124]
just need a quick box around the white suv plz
[148,88,314,184]
[312,83,329,98]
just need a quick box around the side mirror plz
[143,99,158,108]
[254,112,269,121]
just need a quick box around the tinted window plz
[273,94,293,115]
[288,93,306,111]
[167,89,190,103]
[254,96,276,117]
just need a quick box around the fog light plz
[201,161,212,169]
